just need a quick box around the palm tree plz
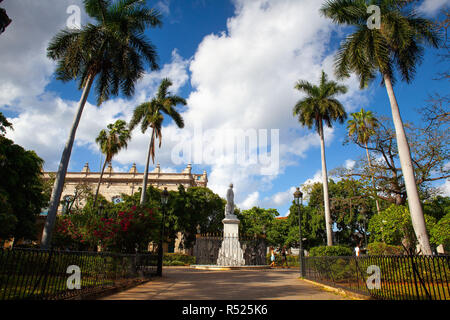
[93,119,131,208]
[321,0,440,255]
[129,78,186,204]
[41,0,162,249]
[347,108,381,213]
[293,71,348,246]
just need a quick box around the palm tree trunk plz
[319,120,333,246]
[93,159,108,208]
[383,74,432,255]
[140,128,156,205]
[40,74,94,249]
[365,142,381,214]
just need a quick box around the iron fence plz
[304,255,450,300]
[0,248,158,300]
[193,234,267,265]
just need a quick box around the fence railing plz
[0,248,158,300]
[304,255,450,300]
[193,235,267,265]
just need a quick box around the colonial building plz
[42,162,208,213]
[37,163,208,254]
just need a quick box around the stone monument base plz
[216,217,245,266]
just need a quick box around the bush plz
[309,245,352,257]
[163,253,195,265]
[367,242,405,255]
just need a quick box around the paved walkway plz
[102,267,347,300]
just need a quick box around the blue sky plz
[1,0,449,216]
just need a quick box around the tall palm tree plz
[347,108,381,213]
[321,0,440,255]
[41,0,162,249]
[93,119,131,208]
[293,71,348,246]
[129,78,186,205]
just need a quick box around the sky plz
[1,0,449,217]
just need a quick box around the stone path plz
[102,267,348,300]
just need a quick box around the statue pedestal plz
[217,216,245,266]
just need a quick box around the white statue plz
[225,183,235,218]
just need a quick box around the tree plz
[341,116,448,205]
[93,119,131,207]
[0,0,11,35]
[321,0,440,255]
[129,78,186,204]
[0,136,46,243]
[0,112,13,136]
[237,207,279,240]
[293,70,348,246]
[42,0,162,249]
[347,108,381,213]
[169,185,225,249]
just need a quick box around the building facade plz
[42,162,208,213]
[39,163,208,254]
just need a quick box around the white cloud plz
[0,0,87,109]
[417,0,449,16]
[344,159,356,170]
[438,179,450,197]
[238,191,260,210]
[3,0,368,210]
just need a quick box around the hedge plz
[309,245,352,257]
[367,242,405,255]
[163,253,195,266]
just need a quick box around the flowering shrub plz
[53,205,161,253]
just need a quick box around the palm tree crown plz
[320,0,440,87]
[47,0,162,105]
[347,108,379,146]
[293,71,348,130]
[130,78,186,163]
[96,119,131,163]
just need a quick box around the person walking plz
[354,244,360,257]
[269,247,276,267]
[281,246,288,268]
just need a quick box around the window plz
[112,196,123,205]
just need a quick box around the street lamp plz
[294,187,305,278]
[157,187,169,276]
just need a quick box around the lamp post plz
[294,187,305,277]
[157,187,169,276]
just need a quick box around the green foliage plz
[285,203,325,249]
[368,204,436,249]
[163,253,195,266]
[309,245,352,257]
[367,242,404,255]
[52,205,160,253]
[0,112,13,136]
[0,136,46,241]
[430,213,450,250]
[237,207,279,243]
